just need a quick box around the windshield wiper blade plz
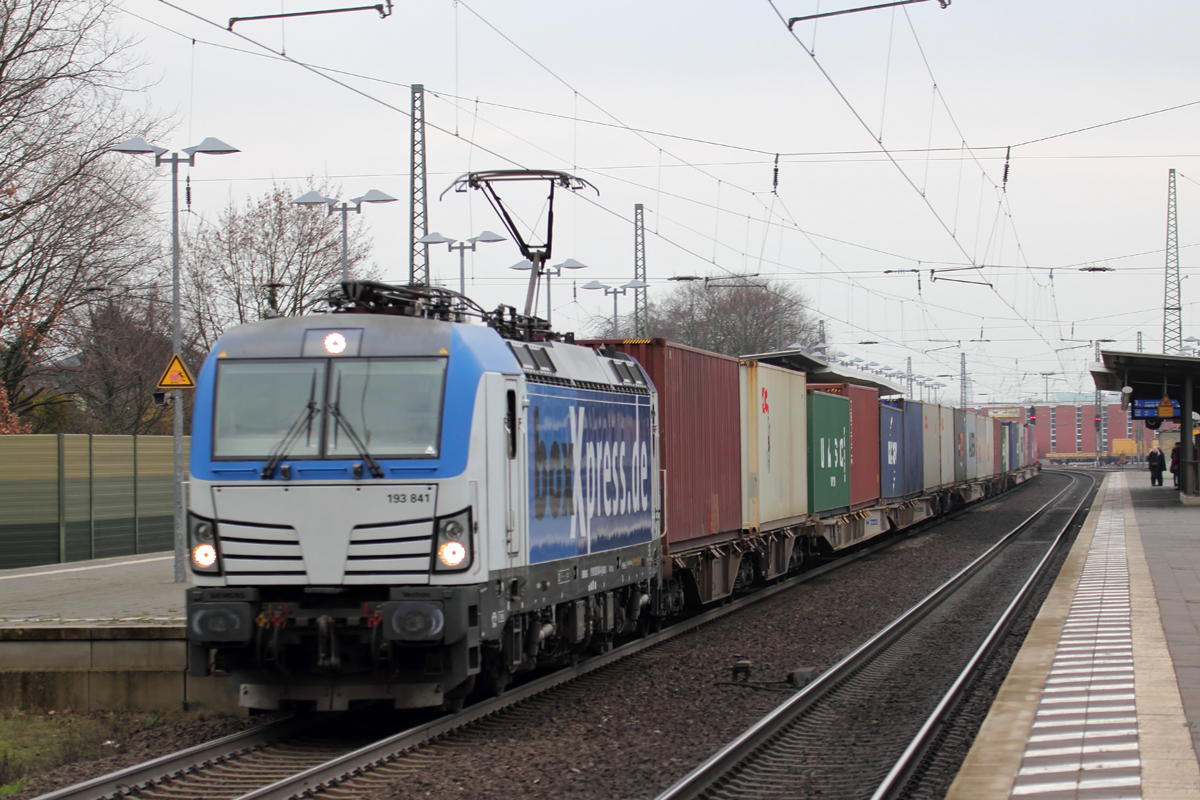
[261,371,320,480]
[329,403,385,478]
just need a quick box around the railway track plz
[34,479,1048,800]
[653,470,1096,800]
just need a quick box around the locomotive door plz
[504,377,524,559]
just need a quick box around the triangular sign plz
[157,354,196,390]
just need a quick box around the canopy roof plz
[1091,350,1200,401]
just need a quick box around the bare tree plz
[586,275,821,357]
[182,182,379,351]
[0,0,165,418]
[59,295,176,434]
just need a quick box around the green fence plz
[0,435,191,569]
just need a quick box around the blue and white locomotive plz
[185,282,662,711]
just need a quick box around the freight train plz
[183,281,1037,711]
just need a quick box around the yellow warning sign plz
[156,354,196,390]
[1158,395,1175,418]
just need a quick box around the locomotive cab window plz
[327,358,446,458]
[212,357,446,460]
[214,361,328,458]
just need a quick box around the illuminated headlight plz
[188,513,221,574]
[434,508,472,571]
[386,601,445,641]
[193,544,217,568]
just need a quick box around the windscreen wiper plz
[261,370,320,480]
[329,403,385,478]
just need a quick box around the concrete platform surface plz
[0,553,188,626]
[948,471,1200,799]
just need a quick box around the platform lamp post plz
[292,190,397,283]
[584,279,649,337]
[109,136,240,583]
[417,231,507,296]
[509,258,588,326]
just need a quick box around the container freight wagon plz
[809,383,880,511]
[953,409,968,483]
[879,402,904,501]
[580,339,742,549]
[922,403,940,491]
[939,406,955,487]
[902,400,924,497]
[993,418,1003,475]
[807,390,850,516]
[740,360,808,533]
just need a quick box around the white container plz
[740,361,809,532]
[922,402,940,491]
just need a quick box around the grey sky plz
[116,1,1200,403]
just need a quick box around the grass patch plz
[0,708,181,793]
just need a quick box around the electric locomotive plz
[185,282,662,711]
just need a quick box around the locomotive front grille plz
[210,484,439,586]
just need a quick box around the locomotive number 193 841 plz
[388,493,431,504]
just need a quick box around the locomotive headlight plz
[433,508,472,572]
[437,540,467,567]
[385,601,445,641]
[193,543,218,569]
[188,513,221,574]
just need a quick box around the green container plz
[807,390,851,515]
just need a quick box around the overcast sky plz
[114,0,1200,404]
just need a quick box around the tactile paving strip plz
[1011,474,1142,800]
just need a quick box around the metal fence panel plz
[0,434,189,569]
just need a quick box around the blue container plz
[902,400,924,497]
[880,402,904,501]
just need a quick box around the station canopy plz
[1090,349,1200,409]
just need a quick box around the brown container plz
[808,383,880,510]
[577,338,742,551]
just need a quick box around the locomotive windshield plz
[212,357,446,460]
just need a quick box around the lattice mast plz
[409,84,429,286]
[633,203,648,336]
[1165,168,1182,353]
[960,352,967,408]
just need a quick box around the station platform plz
[0,554,243,712]
[948,472,1200,799]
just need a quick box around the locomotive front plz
[184,313,512,711]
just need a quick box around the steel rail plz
[653,472,1081,800]
[31,716,303,800]
[38,477,1037,800]
[869,469,1097,800]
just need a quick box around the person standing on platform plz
[1148,446,1166,486]
[1170,442,1182,488]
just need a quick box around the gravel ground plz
[8,712,277,800]
[343,473,1071,800]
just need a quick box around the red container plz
[1034,405,1052,457]
[809,383,880,510]
[578,338,742,551]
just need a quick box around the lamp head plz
[350,189,397,205]
[582,280,609,291]
[554,258,588,270]
[417,232,456,245]
[109,137,168,157]
[470,230,507,244]
[183,137,239,156]
[508,260,534,271]
[292,191,336,207]
[622,279,650,289]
